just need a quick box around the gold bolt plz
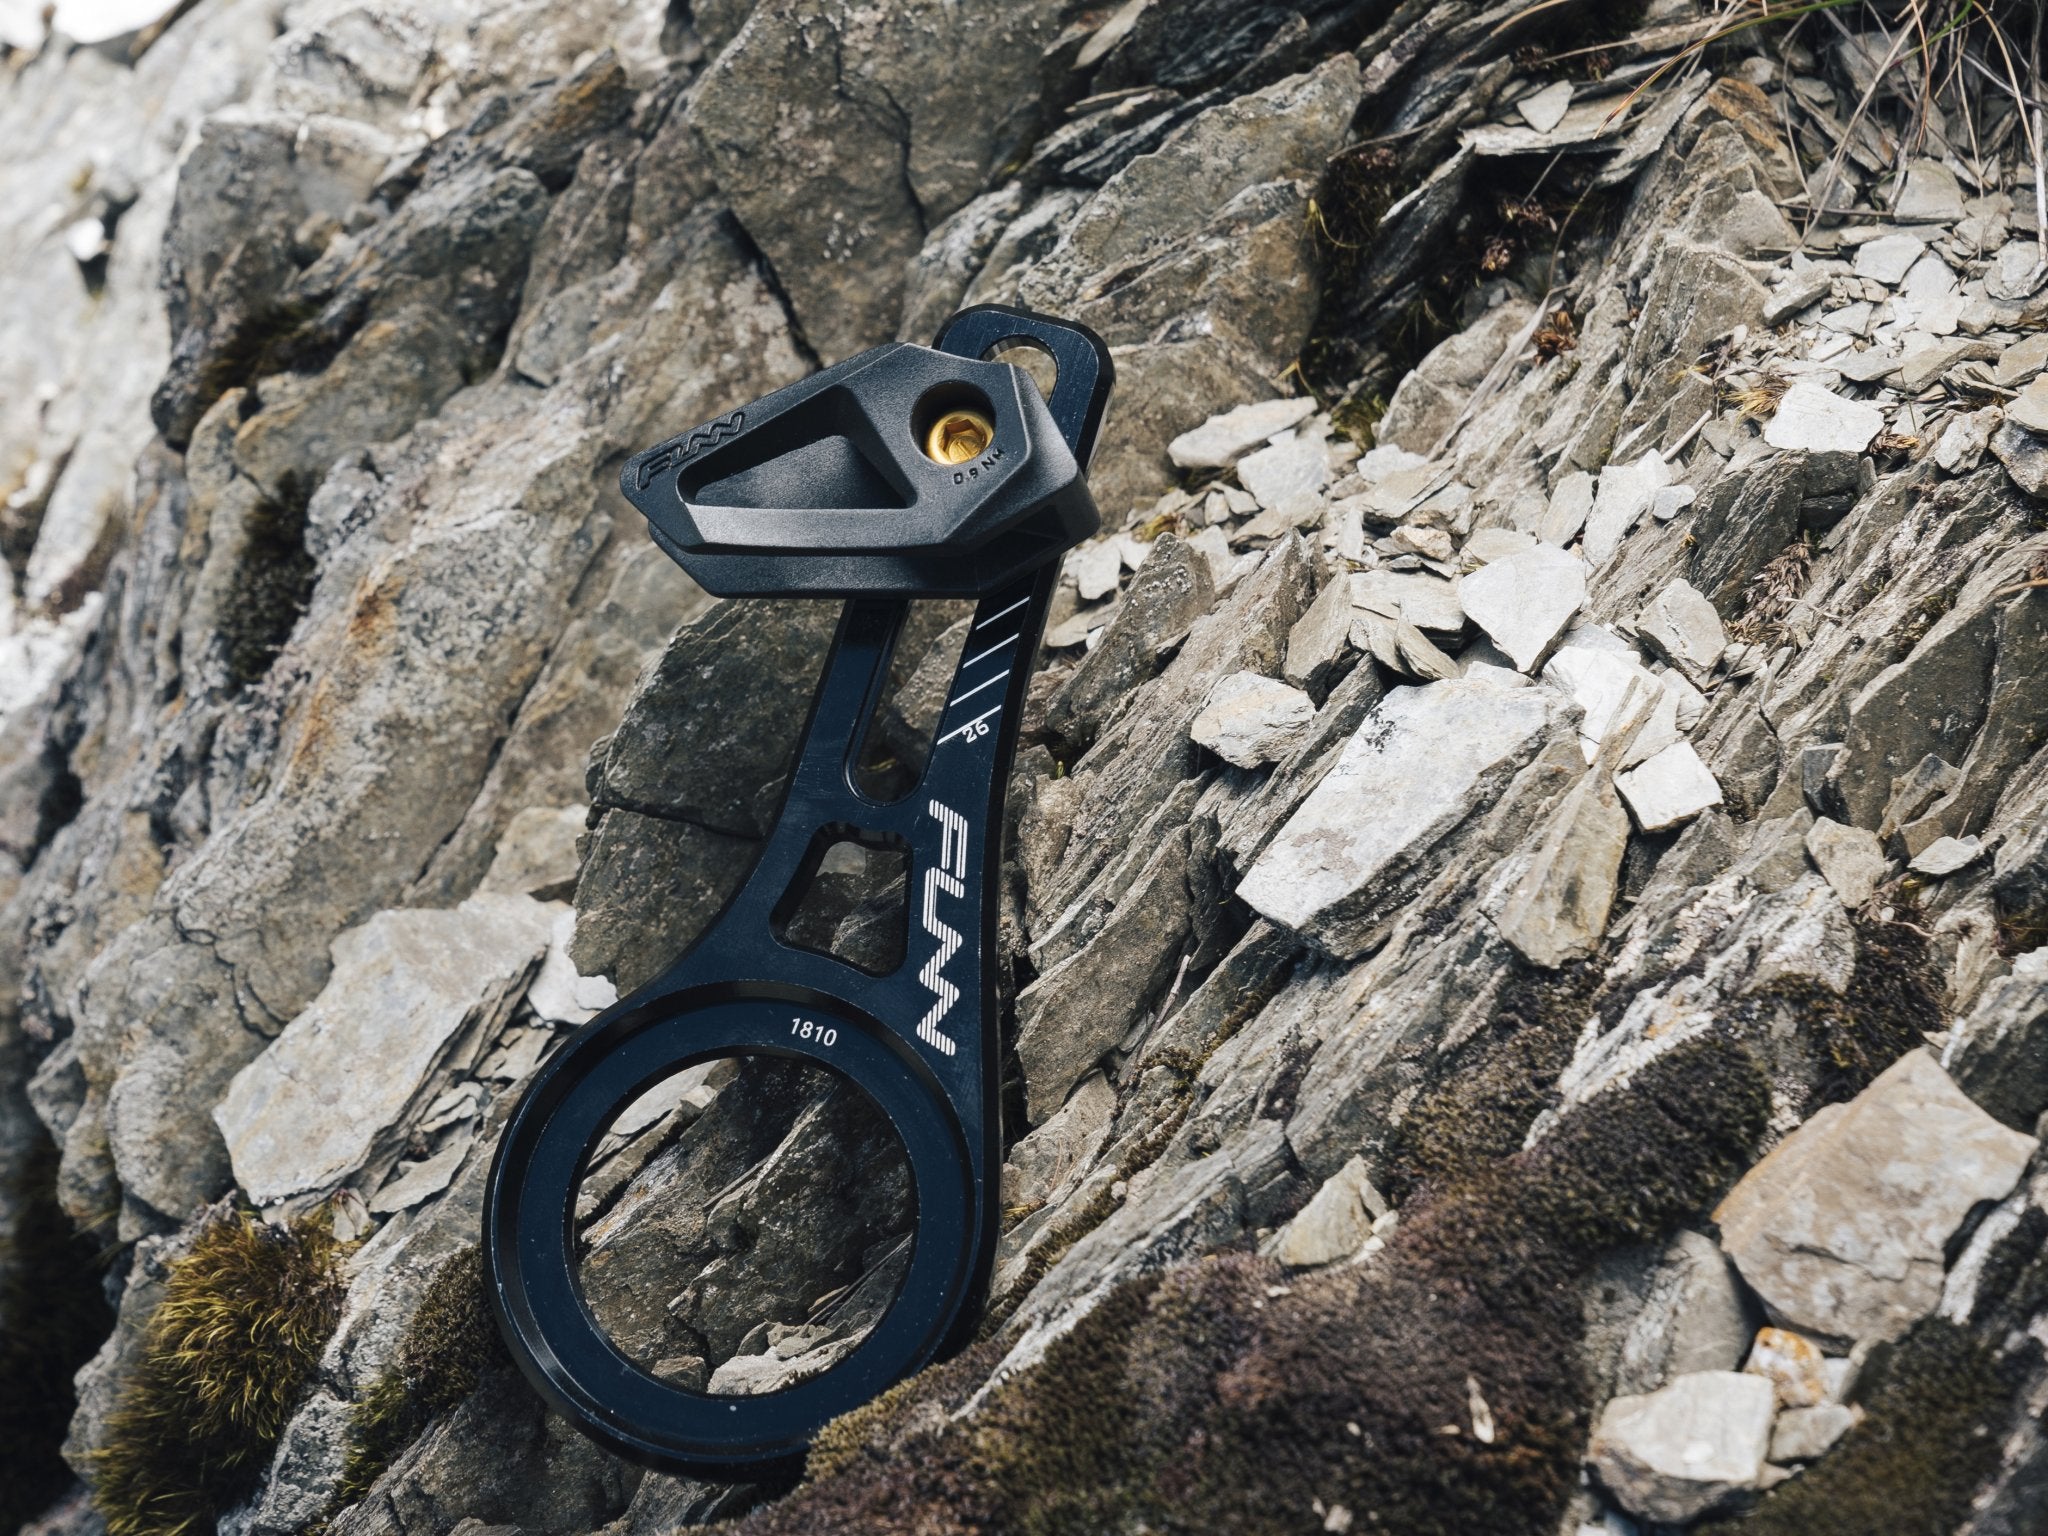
[924,409,994,465]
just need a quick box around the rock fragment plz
[1714,1048,2038,1344]
[1804,817,1887,907]
[1517,79,1573,133]
[1586,1372,1776,1524]
[1583,451,1671,566]
[1635,579,1725,684]
[1770,1404,1857,1462]
[1763,381,1883,456]
[214,894,559,1206]
[1890,160,1965,221]
[1272,1156,1385,1268]
[1190,672,1314,768]
[1236,432,1330,521]
[1455,541,1585,672]
[1853,232,1925,284]
[1238,679,1561,957]
[1167,398,1317,469]
[1615,742,1722,831]
[1743,1324,1833,1407]
[1909,834,1982,876]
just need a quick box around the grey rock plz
[1238,678,1565,957]
[1377,298,1535,455]
[1771,1403,1858,1462]
[1539,469,1596,545]
[1615,742,1723,831]
[1167,397,1316,470]
[1944,947,2048,1128]
[1046,534,1215,751]
[1282,573,1354,693]
[1804,817,1888,908]
[1351,569,1465,634]
[478,804,587,903]
[1854,232,1926,284]
[1617,1231,1757,1397]
[214,893,557,1207]
[1987,239,2048,301]
[1715,1048,2037,1344]
[1190,672,1314,769]
[1272,1155,1385,1269]
[1994,332,2048,388]
[1491,759,1629,969]
[1587,1371,1776,1524]
[1993,418,2048,496]
[1016,825,1191,1123]
[1584,451,1671,567]
[1456,541,1585,672]
[1762,262,1835,326]
[1235,431,1330,520]
[1910,834,1983,877]
[1635,578,1726,685]
[687,0,1062,360]
[1891,159,1965,222]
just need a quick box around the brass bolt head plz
[925,409,995,465]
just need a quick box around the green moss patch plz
[89,1208,347,1536]
[329,1246,505,1512]
[1707,1319,2017,1536]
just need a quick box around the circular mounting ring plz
[483,990,973,1476]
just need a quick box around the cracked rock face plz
[10,5,2048,1536]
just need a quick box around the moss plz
[0,1135,115,1532]
[727,1033,1771,1536]
[1764,911,1943,1114]
[1382,961,1600,1203]
[89,1208,347,1536]
[220,471,318,691]
[1706,1319,2016,1536]
[329,1246,505,1509]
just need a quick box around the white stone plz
[1069,539,1122,602]
[1539,469,1595,545]
[1238,679,1560,955]
[49,0,180,44]
[1584,451,1671,568]
[481,804,588,899]
[529,907,620,1024]
[1635,579,1725,684]
[1615,741,1723,831]
[1715,1048,2039,1344]
[1461,527,1535,565]
[1995,332,2048,388]
[1167,397,1318,469]
[1517,79,1574,133]
[215,894,559,1206]
[1453,540,1584,672]
[1543,645,1655,760]
[2008,377,2048,436]
[1909,834,1983,877]
[1804,817,1887,907]
[1771,1404,1858,1462]
[1764,381,1884,456]
[1236,431,1330,520]
[1586,1372,1777,1524]
[1190,671,1315,769]
[1853,232,1926,285]
[1351,569,1465,633]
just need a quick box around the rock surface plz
[9,7,2048,1535]
[1715,1049,2038,1344]
[1586,1371,1777,1523]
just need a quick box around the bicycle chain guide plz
[483,305,1114,1476]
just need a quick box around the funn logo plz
[634,410,745,489]
[916,800,970,1056]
